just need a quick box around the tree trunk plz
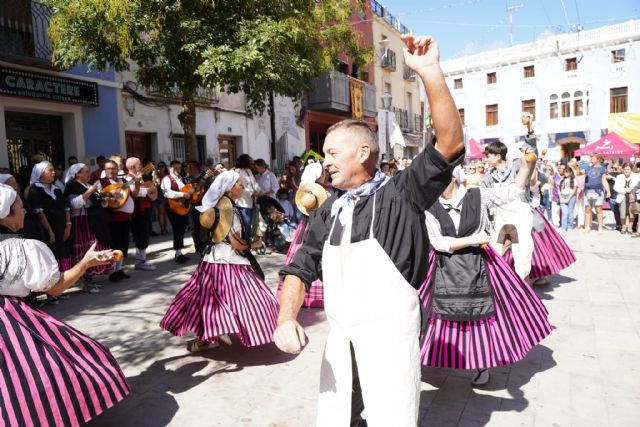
[178,96,198,162]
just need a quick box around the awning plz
[574,132,638,158]
[609,112,640,143]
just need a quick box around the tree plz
[46,0,371,160]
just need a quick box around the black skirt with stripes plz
[0,295,130,427]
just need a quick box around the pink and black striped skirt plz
[160,262,279,347]
[71,214,113,277]
[276,219,324,308]
[503,209,576,280]
[0,296,130,426]
[419,247,552,370]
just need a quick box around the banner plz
[609,112,640,143]
[350,78,364,119]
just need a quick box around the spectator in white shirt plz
[254,159,280,199]
[235,154,262,242]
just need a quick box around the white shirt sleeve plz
[269,172,280,196]
[161,176,185,199]
[424,211,454,253]
[0,239,60,297]
[481,186,525,210]
[68,194,88,210]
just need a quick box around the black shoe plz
[109,270,124,282]
[175,254,189,264]
[121,271,131,279]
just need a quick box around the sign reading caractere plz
[0,66,99,106]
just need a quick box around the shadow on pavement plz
[87,354,233,427]
[532,274,577,301]
[418,345,556,426]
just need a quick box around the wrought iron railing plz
[146,85,219,105]
[0,0,52,65]
[393,107,410,131]
[381,49,396,71]
[403,66,416,81]
[414,113,424,132]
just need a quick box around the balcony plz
[391,108,423,133]
[0,0,53,67]
[146,85,219,106]
[308,71,376,118]
[403,66,416,81]
[381,49,396,71]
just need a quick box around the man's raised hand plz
[401,35,440,75]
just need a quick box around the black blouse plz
[280,137,464,291]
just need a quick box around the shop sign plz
[0,66,99,106]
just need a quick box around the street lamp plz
[381,91,392,161]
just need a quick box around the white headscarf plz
[65,163,86,184]
[0,174,13,184]
[300,162,324,185]
[29,161,52,185]
[196,170,240,213]
[0,184,17,220]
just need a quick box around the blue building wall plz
[81,85,121,157]
[62,66,121,157]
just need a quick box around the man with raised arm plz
[274,35,464,426]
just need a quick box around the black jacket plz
[280,137,464,291]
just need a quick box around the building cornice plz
[442,20,640,76]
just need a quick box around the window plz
[485,104,498,126]
[458,108,465,126]
[454,78,463,89]
[565,58,577,71]
[522,99,535,117]
[486,72,497,84]
[549,94,558,119]
[574,91,584,117]
[610,87,628,113]
[611,48,626,63]
[523,65,535,78]
[561,92,570,117]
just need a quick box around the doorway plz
[125,132,152,161]
[5,111,65,189]
[218,135,237,169]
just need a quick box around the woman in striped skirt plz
[0,184,130,426]
[64,164,114,293]
[160,170,279,352]
[420,153,551,386]
[275,163,328,308]
[503,208,576,284]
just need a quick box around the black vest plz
[427,188,495,321]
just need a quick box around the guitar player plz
[127,157,158,271]
[186,161,215,253]
[162,160,193,264]
[97,160,134,281]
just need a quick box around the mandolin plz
[100,163,155,209]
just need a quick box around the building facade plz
[304,0,424,158]
[119,68,305,172]
[441,20,640,161]
[0,0,122,187]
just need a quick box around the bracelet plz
[66,222,72,225]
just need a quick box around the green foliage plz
[45,0,371,113]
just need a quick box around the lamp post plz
[381,91,392,161]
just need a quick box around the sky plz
[384,0,640,59]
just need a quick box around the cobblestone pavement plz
[46,216,639,426]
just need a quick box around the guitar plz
[166,169,212,215]
[100,163,155,209]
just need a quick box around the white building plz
[441,20,640,161]
[118,68,305,172]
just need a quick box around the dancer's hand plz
[82,242,115,267]
[474,231,491,246]
[274,319,306,354]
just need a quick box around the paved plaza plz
[46,214,639,427]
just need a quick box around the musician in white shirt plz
[161,160,193,263]
[126,157,157,271]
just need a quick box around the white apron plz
[317,194,421,427]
